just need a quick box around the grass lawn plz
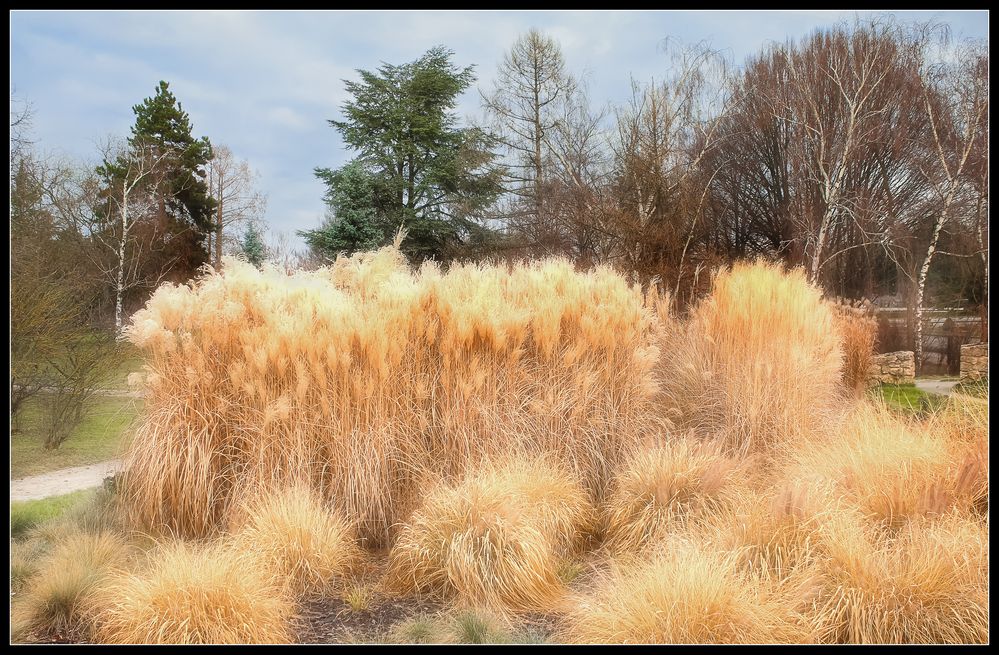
[107,344,146,390]
[869,383,948,416]
[10,395,143,479]
[10,489,97,539]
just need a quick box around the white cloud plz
[266,106,310,131]
[11,9,989,249]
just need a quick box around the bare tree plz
[10,145,117,437]
[772,21,930,283]
[203,144,267,268]
[607,42,732,301]
[705,18,953,313]
[482,29,577,252]
[92,138,176,333]
[911,43,988,371]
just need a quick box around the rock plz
[960,343,988,382]
[867,351,915,385]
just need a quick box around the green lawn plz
[869,383,948,416]
[72,334,146,390]
[10,489,97,539]
[11,394,143,479]
[107,345,146,390]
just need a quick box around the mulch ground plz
[294,594,446,643]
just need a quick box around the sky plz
[9,10,990,251]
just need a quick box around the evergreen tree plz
[129,81,215,237]
[299,161,389,259]
[95,81,216,291]
[240,222,267,268]
[313,47,504,263]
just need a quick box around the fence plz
[875,308,985,376]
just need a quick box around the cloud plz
[266,106,311,131]
[11,9,989,249]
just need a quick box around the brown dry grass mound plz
[87,540,294,644]
[228,483,363,598]
[561,536,809,644]
[385,457,593,613]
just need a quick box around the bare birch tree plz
[911,43,988,371]
[93,138,176,333]
[776,21,927,283]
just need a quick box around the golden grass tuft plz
[561,537,809,644]
[18,531,130,639]
[786,405,976,528]
[929,396,989,518]
[830,299,878,394]
[228,484,363,598]
[657,261,844,457]
[120,248,664,543]
[708,479,840,583]
[10,539,45,595]
[87,540,294,644]
[385,457,593,612]
[603,437,748,554]
[811,510,988,644]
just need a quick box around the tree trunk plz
[115,182,128,334]
[533,65,544,225]
[914,202,951,375]
[215,183,224,268]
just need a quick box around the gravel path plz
[914,379,960,396]
[10,460,122,502]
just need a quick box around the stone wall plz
[960,343,988,382]
[867,350,915,386]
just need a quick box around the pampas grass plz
[385,457,592,612]
[78,246,984,644]
[87,540,294,644]
[657,261,844,457]
[120,247,663,544]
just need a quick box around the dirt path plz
[10,460,122,502]
[12,384,143,399]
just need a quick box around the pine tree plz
[129,81,215,238]
[240,222,267,268]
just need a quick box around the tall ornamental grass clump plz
[830,299,878,395]
[657,261,844,456]
[120,246,662,544]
